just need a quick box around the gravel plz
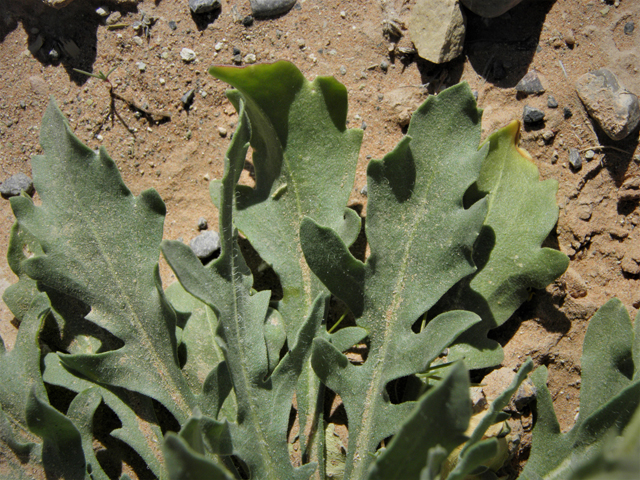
[547,95,558,108]
[181,89,195,110]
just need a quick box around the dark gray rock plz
[242,15,254,26]
[569,148,582,170]
[516,71,545,95]
[189,0,221,14]
[576,68,640,141]
[624,21,634,35]
[0,173,34,198]
[190,231,220,259]
[181,89,195,110]
[563,106,573,119]
[168,20,177,30]
[232,46,241,55]
[523,106,545,124]
[547,95,558,108]
[250,0,297,17]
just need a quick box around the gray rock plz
[168,20,177,30]
[523,106,545,124]
[624,21,634,35]
[409,0,466,64]
[197,217,208,230]
[511,378,537,411]
[516,71,545,95]
[360,184,368,196]
[190,231,221,259]
[460,0,524,18]
[181,89,195,110]
[189,0,221,14]
[250,0,297,17]
[569,148,582,170]
[380,60,389,72]
[576,68,640,141]
[547,95,558,108]
[563,106,573,119]
[0,173,34,198]
[242,15,254,27]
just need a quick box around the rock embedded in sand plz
[575,68,640,141]
[409,0,466,64]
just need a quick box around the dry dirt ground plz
[0,0,639,476]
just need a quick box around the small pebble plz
[585,150,595,160]
[168,20,177,31]
[180,48,197,62]
[547,95,559,108]
[250,0,297,17]
[233,53,243,64]
[105,11,122,25]
[197,217,208,230]
[516,71,545,95]
[159,78,165,85]
[189,231,221,260]
[215,42,224,51]
[132,36,144,46]
[189,0,221,14]
[624,21,635,35]
[340,10,346,18]
[232,46,241,55]
[49,49,59,61]
[563,107,573,119]
[380,60,389,72]
[339,65,347,75]
[523,106,545,124]
[564,31,575,47]
[297,39,306,49]
[181,89,195,109]
[0,173,34,198]
[542,130,555,142]
[569,148,582,170]
[244,53,256,64]
[242,15,254,27]
[136,61,146,72]
[96,7,109,17]
[360,184,368,196]
[218,126,227,137]
[19,101,26,109]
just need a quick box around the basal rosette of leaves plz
[1,61,636,480]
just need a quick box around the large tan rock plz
[576,69,640,141]
[409,0,466,64]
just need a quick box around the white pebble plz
[159,78,165,85]
[244,53,256,64]
[215,42,224,51]
[180,48,197,62]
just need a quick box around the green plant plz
[0,61,636,480]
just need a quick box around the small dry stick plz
[73,66,171,136]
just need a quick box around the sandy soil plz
[0,0,639,476]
